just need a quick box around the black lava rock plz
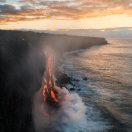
[83,77,88,80]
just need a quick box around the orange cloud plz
[0,0,132,24]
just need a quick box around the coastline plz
[0,29,107,53]
[57,39,132,132]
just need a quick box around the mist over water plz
[33,39,132,132]
[58,39,132,132]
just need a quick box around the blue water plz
[59,39,132,132]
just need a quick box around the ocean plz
[58,39,132,132]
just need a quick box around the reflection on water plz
[60,39,132,132]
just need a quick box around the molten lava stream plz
[42,55,59,106]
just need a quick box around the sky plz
[0,0,132,30]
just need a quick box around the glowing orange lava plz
[42,55,59,104]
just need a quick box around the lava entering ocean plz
[42,55,59,104]
[33,52,87,132]
[42,54,60,107]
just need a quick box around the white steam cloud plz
[32,87,87,132]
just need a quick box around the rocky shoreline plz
[55,70,127,132]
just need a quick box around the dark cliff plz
[0,30,107,132]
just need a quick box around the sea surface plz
[58,39,132,132]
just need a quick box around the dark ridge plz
[0,29,107,53]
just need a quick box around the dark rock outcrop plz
[83,77,88,80]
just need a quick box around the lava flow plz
[42,55,59,107]
[33,53,87,132]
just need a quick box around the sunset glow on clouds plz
[0,0,132,30]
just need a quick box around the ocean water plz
[58,39,132,132]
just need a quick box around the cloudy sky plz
[0,0,132,30]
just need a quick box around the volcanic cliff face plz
[0,30,107,53]
[0,30,107,132]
